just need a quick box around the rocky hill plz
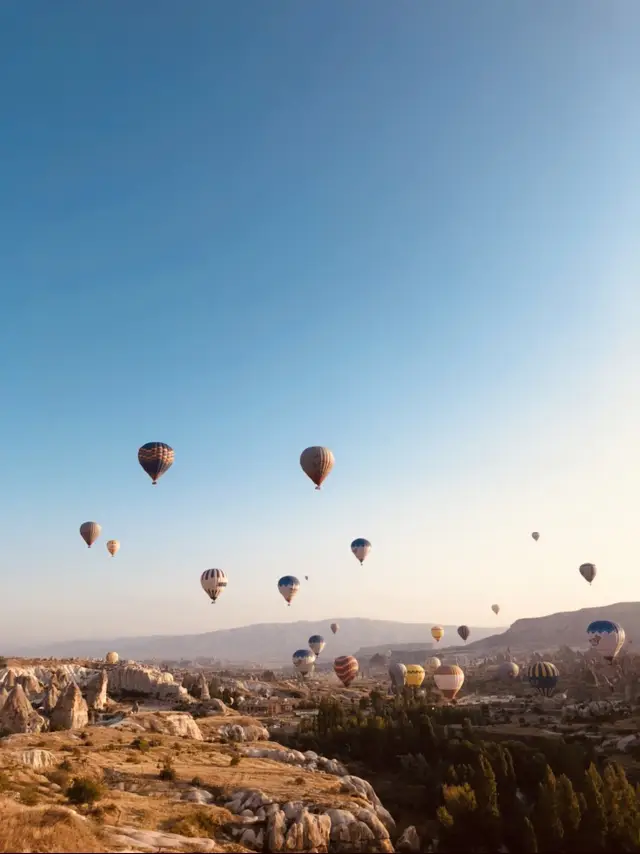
[6,618,503,665]
[462,601,640,654]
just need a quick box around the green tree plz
[521,817,539,853]
[532,766,564,853]
[602,762,640,852]
[577,763,607,853]
[556,773,582,851]
[437,783,479,852]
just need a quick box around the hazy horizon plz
[1,2,639,645]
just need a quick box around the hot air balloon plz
[105,651,119,665]
[106,539,120,557]
[491,604,500,615]
[532,532,540,541]
[330,622,339,635]
[278,575,300,606]
[138,442,174,485]
[434,664,465,700]
[80,522,101,548]
[292,649,316,677]
[425,656,441,673]
[431,626,444,643]
[350,538,372,565]
[300,446,334,490]
[405,664,425,688]
[579,563,597,585]
[200,568,228,604]
[333,656,358,687]
[498,661,520,681]
[457,625,470,643]
[388,662,407,691]
[527,662,559,697]
[586,620,625,662]
[308,635,326,656]
[305,576,309,581]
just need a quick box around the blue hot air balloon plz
[586,620,625,662]
[308,635,325,656]
[350,538,372,565]
[527,662,559,697]
[292,649,316,676]
[278,575,300,606]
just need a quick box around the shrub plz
[191,776,205,788]
[130,736,150,753]
[229,755,241,767]
[158,758,176,781]
[66,777,104,806]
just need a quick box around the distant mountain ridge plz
[5,618,503,665]
[462,601,640,654]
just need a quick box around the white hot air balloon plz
[200,568,228,604]
[292,649,316,677]
[350,538,372,565]
[106,539,120,557]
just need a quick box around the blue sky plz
[1,1,639,647]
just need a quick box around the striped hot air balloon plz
[434,664,465,701]
[106,539,120,557]
[333,655,359,687]
[138,442,174,485]
[405,664,425,688]
[431,626,444,643]
[292,649,316,677]
[300,446,334,490]
[308,635,325,656]
[350,538,372,565]
[80,522,101,548]
[457,625,470,643]
[278,575,300,606]
[200,568,228,604]
[527,661,559,697]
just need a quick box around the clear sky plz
[1,1,639,647]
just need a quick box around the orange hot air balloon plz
[434,664,465,700]
[431,625,444,643]
[333,655,358,687]
[300,446,334,490]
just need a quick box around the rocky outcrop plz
[143,712,203,740]
[18,673,44,696]
[0,686,8,711]
[50,682,89,731]
[192,673,210,701]
[396,825,421,852]
[108,825,220,852]
[0,685,46,734]
[219,723,269,743]
[19,749,56,770]
[107,663,187,699]
[3,669,17,689]
[42,683,60,714]
[242,745,347,776]
[86,670,109,711]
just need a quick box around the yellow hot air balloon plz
[405,664,425,688]
[106,540,120,557]
[431,626,444,643]
[105,651,119,665]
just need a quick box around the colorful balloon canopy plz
[350,538,372,565]
[292,649,316,676]
[105,651,119,665]
[278,575,300,606]
[457,625,470,643]
[138,442,174,485]
[106,539,120,557]
[330,622,339,635]
[434,664,465,700]
[334,655,359,687]
[308,635,326,656]
[527,661,559,697]
[499,661,520,681]
[491,604,500,615]
[531,531,540,541]
[405,664,425,688]
[586,620,625,662]
[200,568,228,604]
[579,563,597,585]
[300,446,335,490]
[80,522,101,548]
[431,626,444,643]
[388,662,407,690]
[425,656,441,672]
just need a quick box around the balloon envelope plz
[105,651,119,665]
[278,575,300,605]
[138,442,174,485]
[200,568,228,603]
[330,622,339,635]
[106,539,120,557]
[300,446,334,489]
[350,538,372,565]
[431,626,444,643]
[405,664,425,688]
[425,656,441,672]
[587,620,625,661]
[579,563,597,585]
[491,604,500,615]
[292,649,316,676]
[527,662,559,697]
[80,522,101,548]
[308,635,326,656]
[434,664,465,700]
[499,661,520,681]
[334,655,358,687]
[388,662,407,690]
[457,625,470,642]
[531,532,540,541]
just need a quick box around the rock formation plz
[50,682,89,731]
[0,685,46,734]
[0,686,8,711]
[192,672,210,700]
[42,683,60,714]
[18,673,44,696]
[107,663,187,699]
[86,669,108,710]
[143,712,203,740]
